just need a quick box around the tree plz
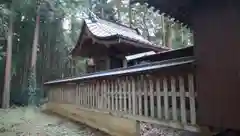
[28,0,54,106]
[2,1,13,108]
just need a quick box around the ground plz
[0,107,109,136]
[0,107,195,136]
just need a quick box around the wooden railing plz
[45,57,197,131]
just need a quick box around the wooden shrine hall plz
[71,18,167,73]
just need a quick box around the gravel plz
[0,107,109,136]
[0,106,197,136]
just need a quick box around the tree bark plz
[27,13,40,106]
[129,0,132,28]
[31,15,40,69]
[143,6,150,40]
[2,6,13,108]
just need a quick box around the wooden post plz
[103,80,107,109]
[111,80,114,111]
[156,79,162,119]
[96,81,100,109]
[179,76,187,123]
[188,74,196,124]
[171,76,177,121]
[92,83,95,108]
[128,77,132,114]
[123,78,127,113]
[119,79,123,111]
[107,80,111,110]
[138,76,143,116]
[144,76,149,117]
[149,79,155,118]
[89,84,92,107]
[163,77,169,120]
[115,80,118,111]
[131,77,137,115]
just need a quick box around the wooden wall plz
[193,1,240,129]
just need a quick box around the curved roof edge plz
[71,18,169,56]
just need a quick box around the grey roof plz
[126,46,194,61]
[44,56,194,85]
[84,18,168,49]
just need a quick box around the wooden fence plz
[48,74,196,125]
[46,57,198,131]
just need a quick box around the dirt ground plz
[0,107,109,136]
[0,106,197,136]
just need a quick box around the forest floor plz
[0,106,195,136]
[0,107,109,136]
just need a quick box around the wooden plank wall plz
[48,73,197,126]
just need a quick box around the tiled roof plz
[84,18,168,49]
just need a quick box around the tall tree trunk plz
[27,14,40,106]
[128,0,132,28]
[100,0,105,18]
[165,20,172,48]
[2,6,13,108]
[116,0,121,20]
[143,6,150,40]
[31,15,40,70]
[161,15,166,47]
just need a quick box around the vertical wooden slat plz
[87,84,90,107]
[96,81,99,109]
[103,80,107,109]
[107,81,111,110]
[73,87,75,104]
[59,89,61,103]
[80,85,82,105]
[171,76,177,121]
[76,85,79,105]
[144,76,149,117]
[138,76,143,116]
[149,79,155,118]
[91,83,94,108]
[188,74,196,124]
[163,77,169,120]
[115,80,118,111]
[128,77,132,114]
[111,80,114,111]
[78,84,82,105]
[179,76,187,123]
[59,89,61,102]
[89,84,91,107]
[99,81,103,109]
[85,84,88,106]
[92,81,96,109]
[68,89,70,104]
[65,89,67,103]
[119,79,123,111]
[84,84,87,107]
[156,79,162,119]
[61,88,63,103]
[62,88,66,103]
[79,85,81,105]
[81,85,83,105]
[123,78,127,113]
[131,77,137,115]
[90,83,93,108]
[93,83,96,108]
